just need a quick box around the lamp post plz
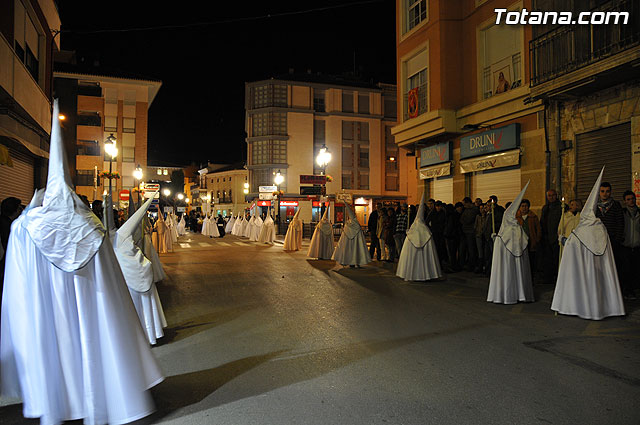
[104,133,118,216]
[316,144,332,218]
[133,164,143,205]
[274,170,284,233]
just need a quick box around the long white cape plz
[396,193,441,281]
[177,215,186,235]
[232,215,244,235]
[551,167,624,319]
[308,206,334,259]
[258,209,276,244]
[249,214,263,241]
[332,204,371,266]
[225,215,236,233]
[487,181,534,304]
[0,101,162,425]
[283,208,303,251]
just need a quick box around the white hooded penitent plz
[332,203,371,266]
[396,191,441,281]
[283,207,303,251]
[486,181,534,304]
[1,100,162,425]
[258,207,276,244]
[551,167,625,319]
[308,204,334,259]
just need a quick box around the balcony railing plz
[530,0,640,86]
[403,83,428,121]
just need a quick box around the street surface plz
[1,231,639,424]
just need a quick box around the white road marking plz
[198,242,211,247]
[179,243,191,248]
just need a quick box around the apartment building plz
[528,0,640,203]
[393,0,546,210]
[53,67,161,203]
[245,73,413,226]
[0,0,60,202]
[198,164,248,217]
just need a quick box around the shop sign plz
[142,183,160,199]
[257,200,271,206]
[336,192,353,204]
[280,201,299,207]
[300,175,327,185]
[163,206,174,213]
[300,186,322,195]
[459,149,520,173]
[259,193,273,200]
[419,141,451,168]
[177,206,186,212]
[312,201,330,207]
[460,123,519,159]
[259,185,277,193]
[419,162,451,180]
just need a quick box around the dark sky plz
[57,0,396,167]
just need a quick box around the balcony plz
[403,84,428,121]
[530,0,640,87]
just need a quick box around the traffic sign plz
[119,190,130,201]
[259,185,277,193]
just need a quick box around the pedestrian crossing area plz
[173,236,284,250]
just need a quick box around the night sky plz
[56,0,396,167]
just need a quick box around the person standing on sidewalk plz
[474,203,487,273]
[540,189,562,283]
[377,207,388,260]
[394,205,408,257]
[558,199,582,260]
[368,203,382,260]
[384,207,397,262]
[516,199,541,281]
[482,196,505,276]
[459,197,479,271]
[596,182,625,293]
[620,190,639,300]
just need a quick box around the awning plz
[419,162,451,180]
[459,149,520,174]
[0,127,49,159]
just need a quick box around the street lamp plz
[162,188,171,197]
[133,164,143,204]
[177,193,184,200]
[104,134,118,219]
[274,170,285,232]
[243,182,249,195]
[316,144,332,217]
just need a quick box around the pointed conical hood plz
[343,202,362,239]
[320,204,330,221]
[293,206,301,221]
[497,180,530,256]
[318,204,332,235]
[103,191,116,233]
[406,191,433,248]
[264,207,273,225]
[117,192,156,241]
[572,166,608,255]
[128,194,136,219]
[23,99,104,272]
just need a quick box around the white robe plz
[283,217,303,251]
[177,216,186,235]
[1,212,163,425]
[486,238,534,303]
[225,215,236,234]
[232,216,243,235]
[168,214,178,243]
[201,215,211,236]
[396,219,441,281]
[332,217,371,266]
[307,219,334,259]
[258,215,276,244]
[242,216,251,238]
[249,216,263,241]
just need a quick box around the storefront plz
[460,124,522,204]
[353,197,371,227]
[311,200,330,222]
[419,141,453,203]
[0,146,36,203]
[256,200,272,218]
[278,200,299,223]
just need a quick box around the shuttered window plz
[471,166,521,205]
[576,123,630,203]
[431,176,453,204]
[0,148,35,204]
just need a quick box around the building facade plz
[197,164,248,217]
[53,70,161,203]
[0,0,60,203]
[529,0,640,204]
[393,0,547,211]
[245,74,412,226]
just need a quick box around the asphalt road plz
[1,231,639,424]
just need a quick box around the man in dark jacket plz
[596,182,625,289]
[540,189,562,284]
[459,197,479,271]
[368,203,383,260]
[430,201,447,268]
[482,195,505,276]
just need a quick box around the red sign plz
[119,190,130,201]
[408,88,419,118]
[312,201,330,207]
[300,175,327,185]
[257,200,271,206]
[279,201,299,206]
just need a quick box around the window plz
[342,121,354,140]
[251,168,287,192]
[342,145,353,168]
[123,147,134,162]
[404,50,428,120]
[342,91,354,113]
[252,84,288,108]
[78,82,101,97]
[76,170,97,187]
[13,0,41,83]
[358,94,370,114]
[480,21,522,99]
[123,118,135,133]
[78,112,101,127]
[404,0,427,33]
[228,189,233,203]
[385,175,399,191]
[251,112,287,137]
[313,120,326,175]
[342,172,353,189]
[356,122,369,142]
[358,147,369,168]
[358,173,369,190]
[76,140,100,156]
[384,95,397,120]
[163,169,168,175]
[104,116,117,132]
[313,90,325,112]
[252,140,287,165]
[342,120,370,191]
[157,169,162,175]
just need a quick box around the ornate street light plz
[104,134,118,224]
[177,193,184,200]
[315,144,332,217]
[273,170,285,233]
[133,164,143,204]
